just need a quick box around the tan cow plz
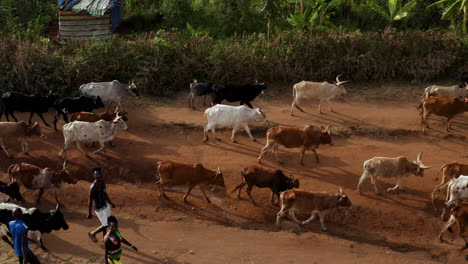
[432,162,468,210]
[8,163,77,204]
[420,97,468,133]
[69,107,128,122]
[276,188,351,231]
[290,75,348,115]
[0,121,44,157]
[257,125,333,165]
[439,201,468,248]
[156,160,225,203]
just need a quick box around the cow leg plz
[9,111,18,122]
[116,101,126,114]
[289,209,303,225]
[311,148,320,163]
[243,124,255,142]
[276,206,289,226]
[432,181,451,211]
[20,138,29,155]
[234,182,246,199]
[387,176,402,192]
[75,142,92,159]
[188,93,194,109]
[258,140,275,163]
[92,141,107,157]
[270,191,280,205]
[301,211,318,226]
[446,118,453,132]
[291,99,305,115]
[231,125,238,143]
[0,138,10,158]
[37,112,50,127]
[299,147,306,166]
[28,112,35,124]
[183,184,195,203]
[439,215,457,243]
[246,184,256,205]
[370,174,381,194]
[327,99,334,112]
[318,100,323,114]
[53,111,60,131]
[272,145,282,164]
[318,211,328,231]
[199,185,211,203]
[36,188,44,204]
[156,181,169,199]
[356,170,370,194]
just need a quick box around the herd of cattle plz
[0,72,467,257]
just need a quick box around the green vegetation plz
[0,0,466,96]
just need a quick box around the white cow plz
[79,80,139,113]
[203,104,266,143]
[442,175,468,219]
[61,115,128,163]
[356,152,431,194]
[290,75,348,115]
[423,84,467,99]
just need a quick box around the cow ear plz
[217,166,222,174]
[320,126,326,132]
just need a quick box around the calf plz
[211,82,265,109]
[232,166,299,205]
[203,104,266,143]
[188,81,213,109]
[356,152,431,194]
[61,115,128,163]
[432,162,468,210]
[1,91,55,127]
[53,95,104,130]
[0,181,23,201]
[156,160,225,203]
[79,80,139,113]
[291,75,348,115]
[0,121,44,157]
[257,125,333,165]
[439,201,468,248]
[8,163,77,204]
[420,97,468,133]
[69,107,128,122]
[0,201,69,252]
[276,188,351,231]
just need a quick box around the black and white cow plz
[1,91,55,127]
[0,202,69,252]
[79,80,139,113]
[53,96,105,130]
[212,82,266,109]
[0,181,24,201]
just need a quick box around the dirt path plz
[0,93,467,263]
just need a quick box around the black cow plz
[212,82,266,109]
[0,202,69,252]
[459,72,468,88]
[0,181,23,201]
[188,82,213,109]
[1,91,55,127]
[53,96,105,130]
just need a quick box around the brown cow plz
[257,125,333,165]
[8,163,77,204]
[420,97,468,133]
[0,121,44,157]
[432,162,468,210]
[439,201,468,248]
[276,188,351,231]
[69,107,128,122]
[232,166,299,205]
[156,160,225,203]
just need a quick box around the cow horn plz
[217,166,221,173]
[335,74,349,85]
[417,152,423,163]
[339,186,344,194]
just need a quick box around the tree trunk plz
[300,0,305,15]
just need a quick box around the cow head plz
[410,152,431,177]
[46,203,69,231]
[27,122,45,138]
[114,107,128,121]
[112,115,128,131]
[319,125,333,146]
[336,187,352,207]
[334,74,348,95]
[128,80,140,98]
[0,181,24,201]
[254,108,267,122]
[213,167,225,187]
[53,169,78,186]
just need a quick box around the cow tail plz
[435,163,450,181]
[7,164,15,182]
[231,168,248,193]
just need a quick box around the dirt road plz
[0,93,467,263]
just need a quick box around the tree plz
[367,0,418,32]
[427,0,467,33]
[254,0,281,43]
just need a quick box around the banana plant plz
[287,0,345,31]
[367,0,417,32]
[427,0,467,33]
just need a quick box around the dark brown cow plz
[232,166,299,205]
[8,163,77,204]
[257,125,333,165]
[420,97,468,133]
[156,160,225,203]
[439,201,468,248]
[276,188,351,231]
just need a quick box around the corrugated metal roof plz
[58,0,120,17]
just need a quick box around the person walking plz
[104,216,138,264]
[87,167,115,242]
[9,208,41,264]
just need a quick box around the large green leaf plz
[441,0,461,18]
[388,0,398,18]
[394,0,417,20]
[368,2,391,20]
[426,0,452,9]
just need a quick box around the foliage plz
[287,0,346,32]
[427,0,468,33]
[367,0,418,31]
